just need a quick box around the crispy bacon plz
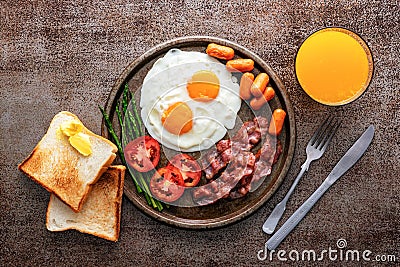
[229,138,282,199]
[193,117,277,205]
[200,117,269,180]
[193,152,256,205]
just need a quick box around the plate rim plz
[101,36,296,229]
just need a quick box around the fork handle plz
[262,160,310,234]
[283,160,311,202]
[266,180,331,250]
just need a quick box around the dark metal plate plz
[101,36,296,229]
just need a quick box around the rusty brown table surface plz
[1,1,399,266]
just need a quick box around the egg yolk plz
[161,102,193,135]
[187,70,220,102]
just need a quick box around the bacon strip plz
[200,117,269,180]
[193,117,270,205]
[250,138,282,190]
[193,151,256,206]
[193,117,283,205]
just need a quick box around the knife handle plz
[266,180,332,250]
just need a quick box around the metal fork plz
[262,115,340,234]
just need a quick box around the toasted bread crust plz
[113,165,125,241]
[74,153,117,212]
[19,147,81,208]
[18,111,118,212]
[46,165,125,241]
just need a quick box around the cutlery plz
[263,116,340,234]
[266,125,375,250]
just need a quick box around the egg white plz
[140,49,241,152]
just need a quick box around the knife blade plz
[266,125,375,250]
[325,125,375,184]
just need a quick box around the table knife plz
[266,125,375,250]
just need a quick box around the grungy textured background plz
[1,0,399,266]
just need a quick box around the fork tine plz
[311,115,334,147]
[316,117,336,149]
[316,116,334,147]
[309,115,328,144]
[319,119,341,151]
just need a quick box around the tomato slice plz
[124,136,160,172]
[150,166,185,202]
[168,154,201,187]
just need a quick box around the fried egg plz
[140,49,241,152]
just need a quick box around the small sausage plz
[250,73,270,97]
[263,86,275,101]
[268,109,286,136]
[206,43,235,60]
[250,97,263,111]
[226,59,254,72]
[249,86,275,110]
[239,72,254,100]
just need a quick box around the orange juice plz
[295,28,373,105]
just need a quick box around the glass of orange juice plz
[295,27,373,105]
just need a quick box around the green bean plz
[121,85,136,139]
[122,84,129,115]
[100,83,166,211]
[130,93,144,136]
[115,101,128,146]
[99,106,142,194]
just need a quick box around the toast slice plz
[18,111,118,212]
[46,165,125,242]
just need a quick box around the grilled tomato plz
[168,154,201,187]
[150,166,184,202]
[124,136,160,172]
